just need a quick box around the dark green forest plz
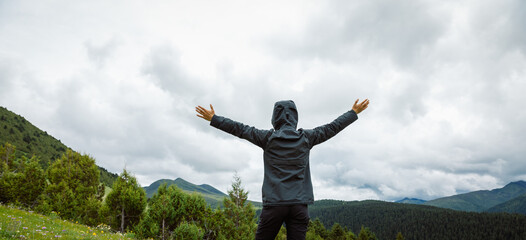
[309,199,526,240]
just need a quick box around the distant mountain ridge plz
[143,178,227,198]
[143,178,229,208]
[423,181,526,212]
[395,197,427,204]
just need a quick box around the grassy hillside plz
[0,204,134,239]
[309,199,526,240]
[424,181,526,212]
[0,106,118,187]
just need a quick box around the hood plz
[271,100,298,130]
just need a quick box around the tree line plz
[2,142,400,239]
[309,199,526,240]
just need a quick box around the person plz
[195,99,369,240]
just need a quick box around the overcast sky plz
[1,0,525,202]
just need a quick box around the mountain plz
[143,178,228,208]
[144,178,264,209]
[423,181,526,212]
[395,197,427,204]
[486,193,526,214]
[308,199,526,240]
[0,106,118,187]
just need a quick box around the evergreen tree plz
[305,227,323,240]
[220,173,257,239]
[310,218,328,239]
[185,193,208,224]
[358,226,377,240]
[104,169,147,232]
[16,155,46,207]
[329,223,347,240]
[275,225,287,240]
[395,232,405,240]
[147,183,186,239]
[201,207,227,240]
[172,222,204,240]
[43,150,100,222]
[0,142,16,171]
[0,142,18,203]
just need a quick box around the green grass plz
[0,204,136,240]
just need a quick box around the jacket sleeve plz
[210,115,271,149]
[304,110,358,148]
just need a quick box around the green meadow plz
[0,204,135,240]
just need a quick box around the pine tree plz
[42,150,100,222]
[310,218,328,239]
[396,232,405,240]
[104,169,147,232]
[16,155,46,207]
[220,173,257,239]
[358,226,377,240]
[147,183,186,239]
[329,223,347,240]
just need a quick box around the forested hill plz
[423,180,526,212]
[309,199,526,240]
[0,106,118,187]
[486,193,526,214]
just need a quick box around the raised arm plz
[305,99,369,147]
[195,104,271,149]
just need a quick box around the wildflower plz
[93,232,97,236]
[42,227,47,230]
[23,227,28,229]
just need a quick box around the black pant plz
[255,204,310,240]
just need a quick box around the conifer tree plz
[329,223,347,240]
[0,143,19,203]
[310,218,328,239]
[17,155,46,207]
[220,173,257,239]
[43,150,100,221]
[104,169,147,232]
[358,226,377,240]
[147,183,186,239]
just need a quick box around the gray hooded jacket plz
[210,100,358,206]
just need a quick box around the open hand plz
[352,99,369,114]
[196,104,215,121]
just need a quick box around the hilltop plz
[0,106,118,187]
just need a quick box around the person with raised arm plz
[196,99,369,240]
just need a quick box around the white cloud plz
[1,0,525,202]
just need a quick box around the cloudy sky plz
[1,0,526,202]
